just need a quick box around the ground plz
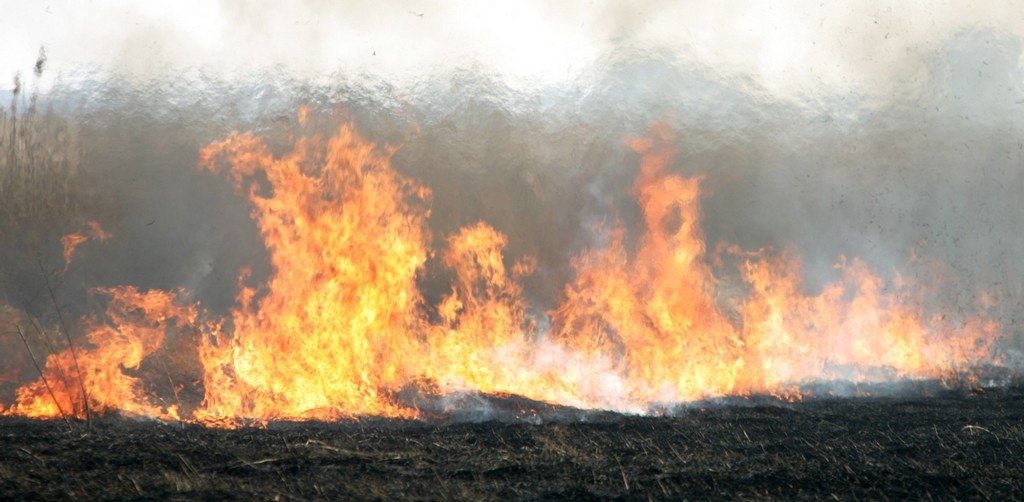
[2,384,1023,500]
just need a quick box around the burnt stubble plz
[2,384,1023,501]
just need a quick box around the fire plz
[194,125,432,422]
[737,252,999,385]
[553,123,1000,403]
[554,125,751,403]
[60,221,110,271]
[7,287,194,420]
[1,115,1008,425]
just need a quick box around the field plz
[3,61,1023,501]
[2,383,1023,500]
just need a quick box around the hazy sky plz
[4,1,1024,99]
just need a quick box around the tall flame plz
[2,116,1007,425]
[556,124,747,403]
[554,123,1000,404]
[195,125,431,422]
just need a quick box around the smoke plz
[5,2,1024,94]
[1,2,1023,411]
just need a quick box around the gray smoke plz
[2,5,1023,403]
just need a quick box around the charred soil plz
[2,385,1023,501]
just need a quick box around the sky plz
[3,0,1024,100]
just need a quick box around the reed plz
[0,82,82,240]
[0,51,95,431]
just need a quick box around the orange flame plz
[60,221,110,271]
[554,124,747,403]
[193,125,432,422]
[2,116,1008,425]
[7,287,195,420]
[553,123,1000,404]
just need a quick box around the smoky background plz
[1,26,1023,395]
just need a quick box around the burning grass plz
[1,62,111,418]
[0,100,1020,499]
[3,113,1013,426]
[1,384,1023,500]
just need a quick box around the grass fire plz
[2,1,1024,499]
[2,113,1009,425]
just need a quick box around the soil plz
[2,385,1023,501]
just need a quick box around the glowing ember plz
[1,116,1008,426]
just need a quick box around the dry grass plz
[0,69,98,431]
[0,99,83,243]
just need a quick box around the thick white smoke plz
[4,1,1024,98]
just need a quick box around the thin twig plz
[38,257,91,431]
[29,316,74,405]
[157,353,184,424]
[962,424,996,437]
[614,455,630,491]
[15,325,73,432]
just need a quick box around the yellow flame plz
[3,117,1007,425]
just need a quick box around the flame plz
[193,125,432,422]
[552,123,1000,404]
[7,287,194,420]
[554,124,748,403]
[1,116,1008,425]
[60,221,111,271]
[421,222,608,410]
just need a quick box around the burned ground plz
[2,384,1023,500]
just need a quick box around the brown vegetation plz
[0,65,96,426]
[0,93,82,243]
